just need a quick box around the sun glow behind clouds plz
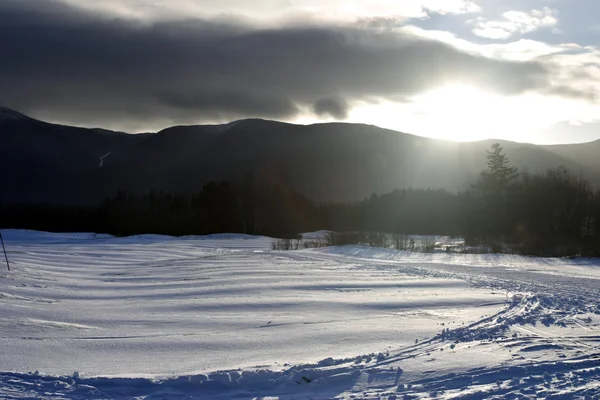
[346,84,599,143]
[409,85,508,141]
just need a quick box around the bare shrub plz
[302,234,329,249]
[421,236,437,253]
[367,231,387,248]
[271,238,301,250]
[392,233,405,250]
[324,231,367,246]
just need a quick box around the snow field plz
[0,230,599,399]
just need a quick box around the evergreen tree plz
[475,143,519,193]
[468,143,520,247]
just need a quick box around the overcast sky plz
[1,0,599,143]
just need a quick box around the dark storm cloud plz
[313,97,350,119]
[0,0,553,130]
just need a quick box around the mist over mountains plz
[2,106,599,206]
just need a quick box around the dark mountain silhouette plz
[1,107,599,205]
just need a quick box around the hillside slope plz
[1,107,599,205]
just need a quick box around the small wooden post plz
[0,231,9,271]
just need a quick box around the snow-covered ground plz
[0,230,599,399]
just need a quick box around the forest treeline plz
[0,182,460,238]
[1,144,599,257]
[462,144,600,256]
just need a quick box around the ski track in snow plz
[0,230,599,399]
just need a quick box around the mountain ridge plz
[1,107,599,206]
[4,106,600,145]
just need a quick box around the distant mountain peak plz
[0,106,30,122]
[154,118,277,136]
